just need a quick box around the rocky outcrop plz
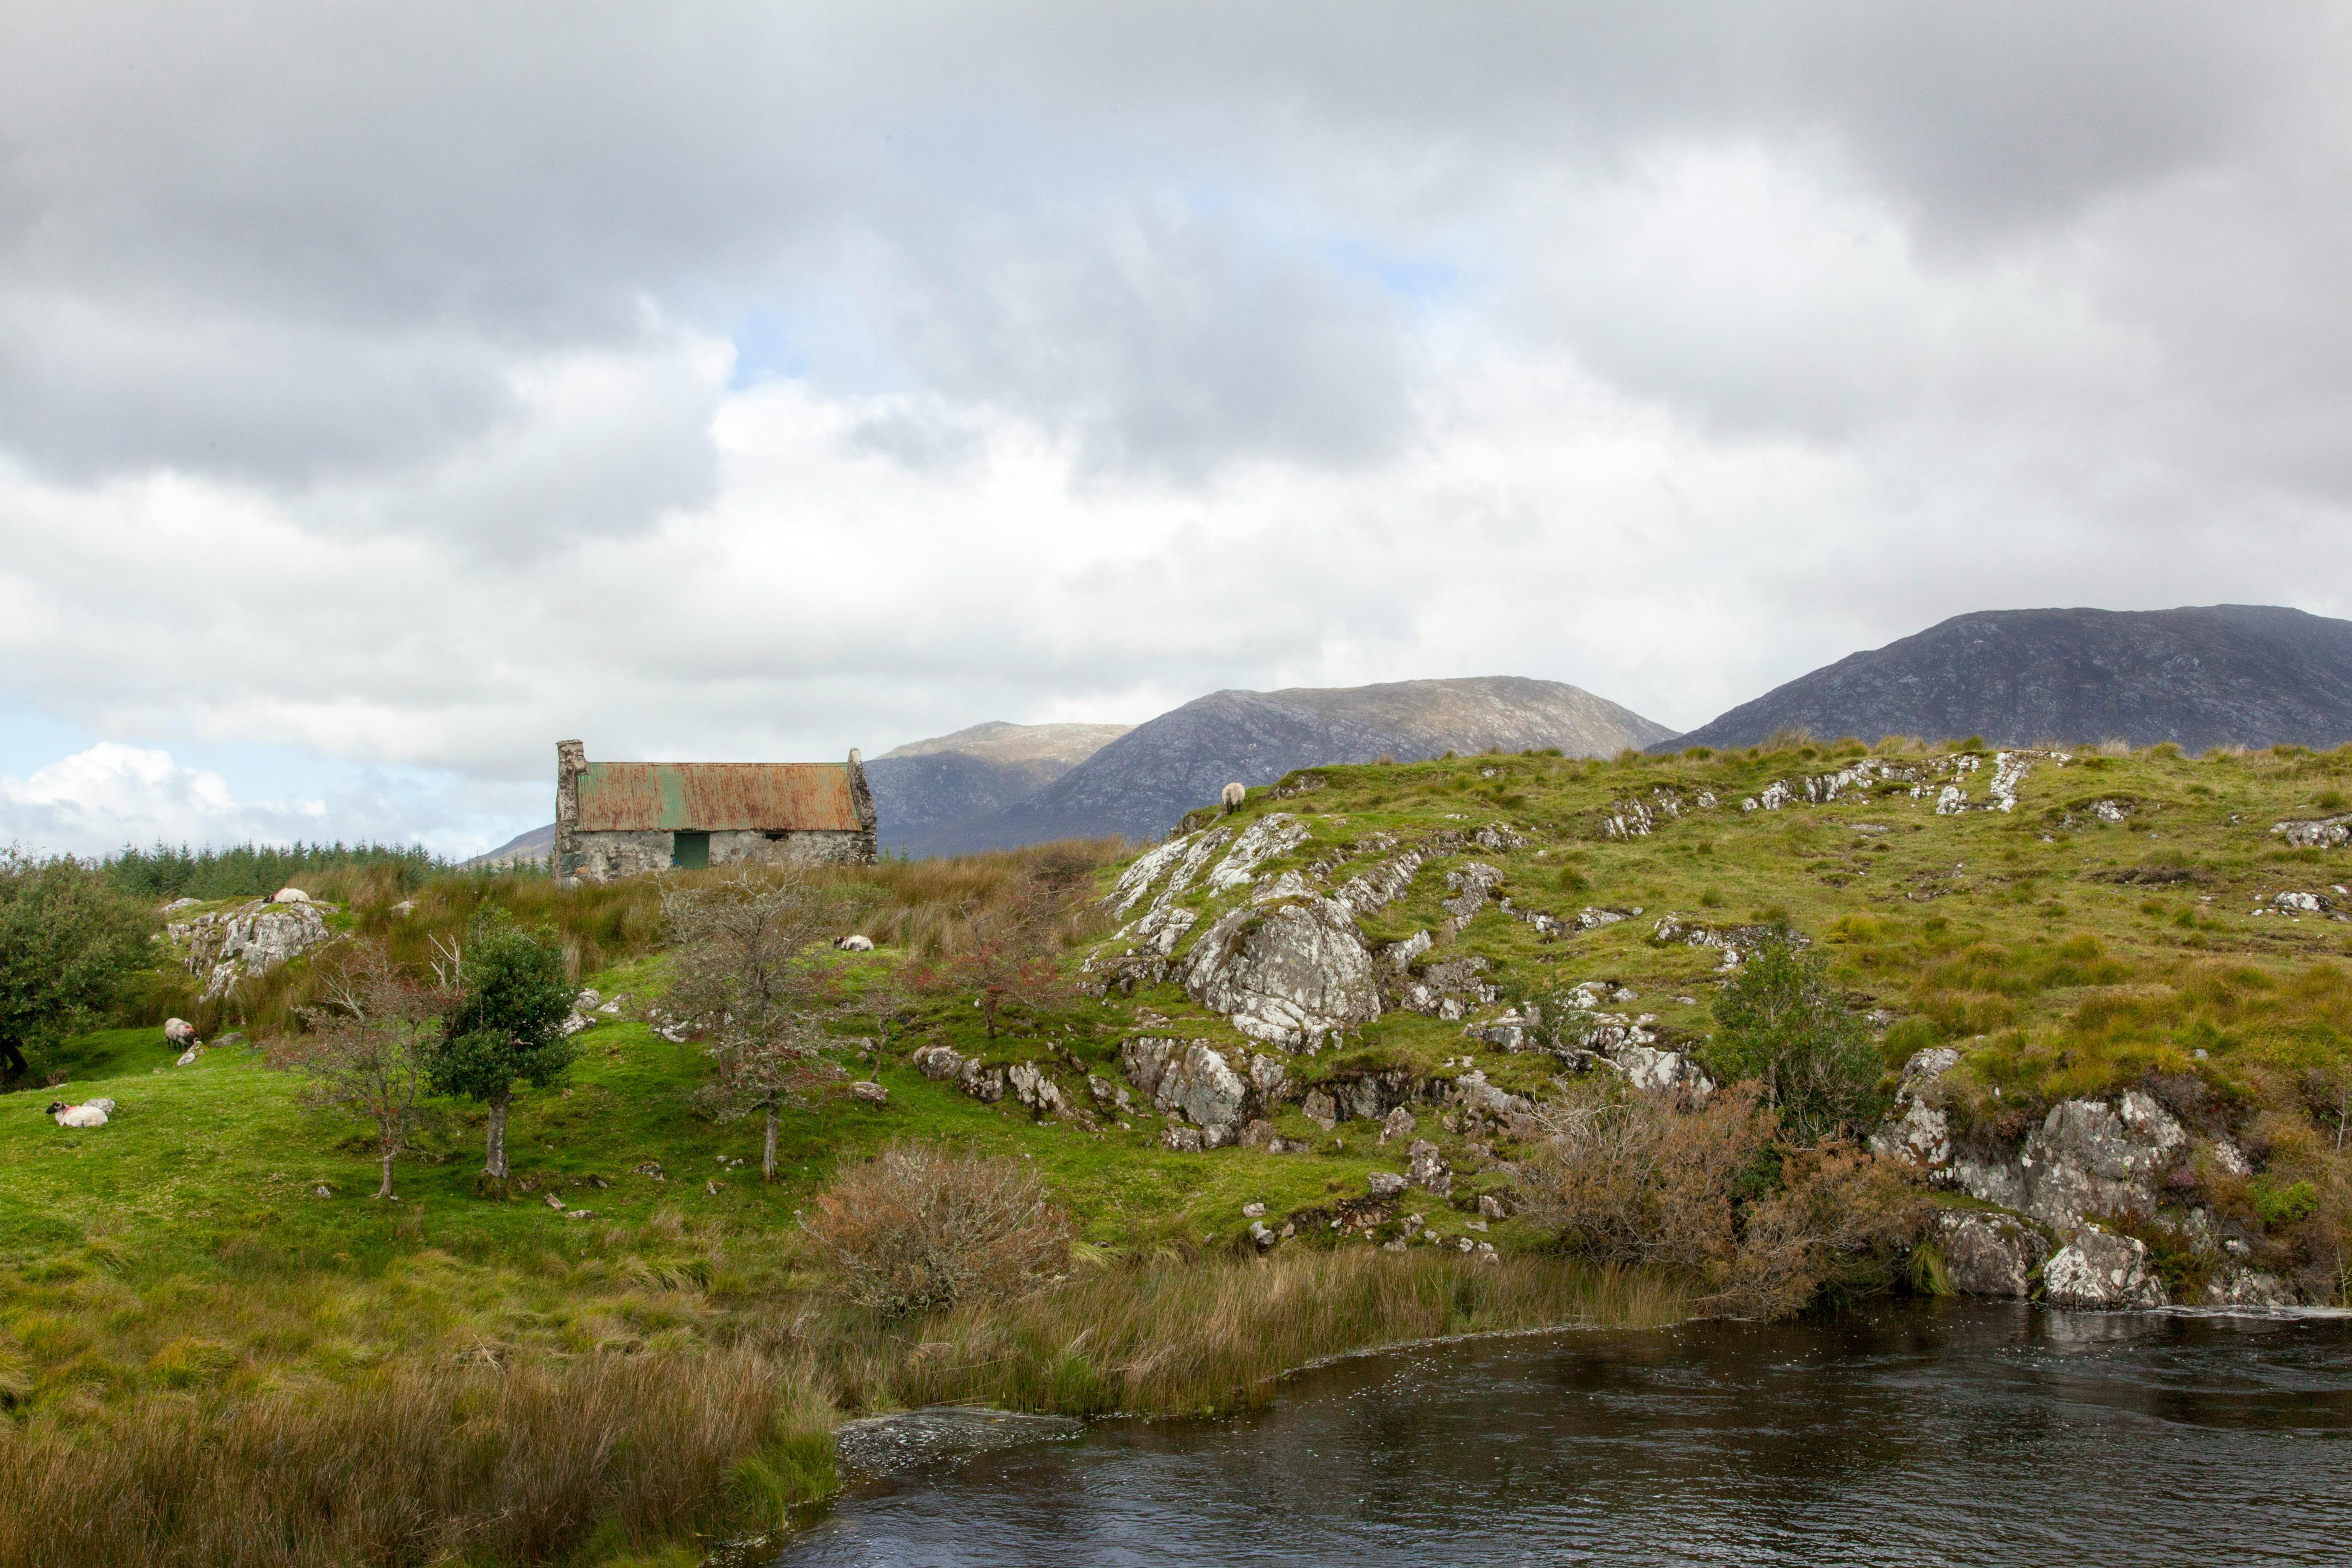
[2043,1224,2167,1309]
[1206,813,1312,892]
[1936,1211,2049,1298]
[173,900,333,1000]
[910,1043,1006,1104]
[1120,1036,1293,1146]
[1179,897,1381,1052]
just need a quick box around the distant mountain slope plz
[948,676,1674,850]
[464,822,554,869]
[868,721,1131,856]
[1661,606,2352,754]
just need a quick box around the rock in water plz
[1936,1212,2048,1298]
[2043,1225,2167,1309]
[1180,897,1382,1051]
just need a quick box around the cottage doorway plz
[671,830,710,869]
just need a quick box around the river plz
[779,1302,2352,1565]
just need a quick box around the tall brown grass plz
[0,1246,1681,1567]
[0,1347,836,1568]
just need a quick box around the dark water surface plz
[779,1303,2352,1566]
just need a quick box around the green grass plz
[8,736,2352,1561]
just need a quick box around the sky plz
[4,0,2350,857]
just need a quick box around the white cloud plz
[2,2,2350,853]
[0,744,319,856]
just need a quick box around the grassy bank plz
[0,1248,1676,1568]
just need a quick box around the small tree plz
[286,942,441,1198]
[663,870,840,1180]
[1707,930,1883,1144]
[426,909,574,1192]
[913,877,1073,1038]
[0,850,154,1079]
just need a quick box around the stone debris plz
[634,1161,665,1181]
[2272,814,2352,850]
[1473,823,1529,851]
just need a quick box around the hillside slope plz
[953,676,1673,848]
[1663,605,2352,753]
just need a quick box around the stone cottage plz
[552,740,878,886]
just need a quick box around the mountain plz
[464,822,554,869]
[868,722,1131,856]
[1660,606,2352,754]
[944,676,1674,850]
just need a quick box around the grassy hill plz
[5,735,2350,1563]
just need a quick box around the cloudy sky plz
[4,1,2348,855]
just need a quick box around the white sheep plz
[164,1017,199,1048]
[49,1101,108,1128]
[1221,782,1246,814]
[836,934,875,952]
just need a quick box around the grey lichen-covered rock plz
[183,900,333,1000]
[1337,849,1426,919]
[2204,1266,2298,1307]
[1604,1043,1713,1103]
[1366,1171,1408,1198]
[909,1043,1005,1104]
[848,1081,890,1105]
[2018,1092,2188,1228]
[1871,1101,1953,1169]
[1006,1062,1068,1117]
[1206,812,1312,892]
[1180,896,1382,1051]
[1380,1106,1417,1142]
[1121,1036,1251,1145]
[1407,1138,1452,1197]
[1161,1126,1205,1153]
[1452,1070,1534,1123]
[1936,1210,2049,1298]
[1302,1088,1338,1130]
[2043,1224,2168,1309]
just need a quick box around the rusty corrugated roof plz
[575,762,862,833]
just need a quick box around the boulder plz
[1452,1070,1533,1123]
[2204,1266,2296,1307]
[1121,1036,1251,1145]
[1161,1126,1205,1153]
[1407,1139,1452,1197]
[1367,1171,1408,1199]
[1872,1101,1952,1169]
[1006,1062,1067,1117]
[1605,1043,1713,1103]
[1936,1210,2048,1298]
[1181,897,1382,1052]
[1380,1106,1417,1142]
[848,1081,890,1105]
[2043,1225,2167,1309]
[1302,1088,1338,1131]
[1477,1193,1509,1220]
[2017,1093,2188,1228]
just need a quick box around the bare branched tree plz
[284,941,444,1199]
[663,870,843,1180]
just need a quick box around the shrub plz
[1517,1082,1774,1282]
[1708,931,1885,1142]
[2253,1179,2321,1229]
[425,910,575,1190]
[0,851,152,1080]
[803,1145,1072,1318]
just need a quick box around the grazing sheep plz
[836,934,875,952]
[48,1101,108,1128]
[164,1017,199,1048]
[1222,782,1246,814]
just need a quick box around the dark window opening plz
[671,830,710,870]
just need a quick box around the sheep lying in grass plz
[48,1100,109,1128]
[1222,782,1246,814]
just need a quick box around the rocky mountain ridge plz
[1663,605,2352,754]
